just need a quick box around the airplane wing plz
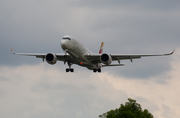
[12,51,72,62]
[85,50,175,63]
[111,49,175,62]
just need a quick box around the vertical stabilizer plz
[99,42,104,54]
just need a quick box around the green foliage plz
[104,98,153,118]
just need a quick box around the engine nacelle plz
[45,53,57,65]
[100,53,112,65]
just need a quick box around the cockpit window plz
[62,37,71,40]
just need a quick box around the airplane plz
[11,35,175,73]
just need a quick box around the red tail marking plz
[99,42,104,54]
[99,49,103,54]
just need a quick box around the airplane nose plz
[61,39,67,50]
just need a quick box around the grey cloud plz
[0,65,128,118]
[135,97,159,113]
[104,57,173,80]
[162,104,175,118]
[1,59,180,118]
[1,1,180,118]
[0,0,180,79]
[0,76,11,81]
[0,88,5,97]
[75,0,180,10]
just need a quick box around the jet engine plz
[100,53,112,65]
[45,53,57,65]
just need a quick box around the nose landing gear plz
[63,50,74,73]
[66,62,74,73]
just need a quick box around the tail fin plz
[99,42,104,54]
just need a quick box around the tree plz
[100,98,153,118]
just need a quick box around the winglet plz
[11,48,15,54]
[11,48,13,53]
[165,49,175,55]
[99,42,104,54]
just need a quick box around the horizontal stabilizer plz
[102,64,125,67]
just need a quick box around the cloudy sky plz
[1,0,180,118]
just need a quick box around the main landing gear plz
[66,62,74,73]
[66,68,74,72]
[93,68,101,73]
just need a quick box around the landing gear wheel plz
[70,68,74,72]
[93,69,101,73]
[66,68,74,72]
[93,69,97,73]
[66,68,69,72]
[98,68,101,73]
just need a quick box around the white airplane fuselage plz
[61,35,102,70]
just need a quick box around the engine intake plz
[100,53,112,65]
[45,53,57,65]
